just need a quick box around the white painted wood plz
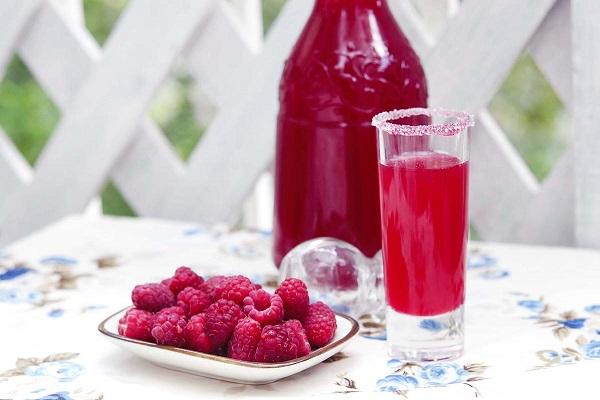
[158,0,312,224]
[390,0,548,243]
[0,0,594,249]
[469,111,539,240]
[409,0,451,39]
[17,1,186,217]
[53,0,84,25]
[186,1,258,109]
[0,0,211,244]
[427,0,556,111]
[514,148,575,245]
[0,128,32,206]
[529,0,572,108]
[388,0,433,54]
[0,1,41,76]
[230,0,263,52]
[572,0,600,248]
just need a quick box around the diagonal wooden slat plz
[0,0,211,244]
[529,0,572,108]
[185,1,258,108]
[0,128,33,202]
[16,0,186,216]
[514,148,575,245]
[427,0,557,111]
[508,0,575,245]
[0,1,41,76]
[0,0,588,249]
[390,0,545,241]
[157,0,313,224]
[572,0,600,248]
[159,0,559,236]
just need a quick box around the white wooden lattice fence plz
[0,0,598,249]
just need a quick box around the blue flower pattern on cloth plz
[376,360,486,393]
[420,363,468,386]
[559,318,587,329]
[375,375,419,392]
[0,266,32,280]
[467,253,497,269]
[582,341,600,358]
[39,256,78,266]
[25,362,84,383]
[0,288,43,304]
[420,319,444,332]
[518,299,545,313]
[35,392,73,400]
[467,251,509,279]
[585,305,600,314]
[479,269,510,280]
[48,309,65,318]
[0,353,100,400]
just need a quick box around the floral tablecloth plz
[1,215,600,399]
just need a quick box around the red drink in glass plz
[273,0,428,266]
[379,152,468,316]
[372,108,474,361]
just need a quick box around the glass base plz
[386,305,464,362]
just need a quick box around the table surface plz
[1,215,599,399]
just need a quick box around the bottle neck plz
[314,0,387,10]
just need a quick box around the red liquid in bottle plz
[273,0,428,266]
[378,152,468,316]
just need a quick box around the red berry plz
[167,266,204,295]
[160,305,187,316]
[151,309,187,347]
[202,275,227,299]
[275,278,309,320]
[185,314,214,353]
[243,289,284,326]
[254,324,300,363]
[132,283,175,312]
[177,287,212,317]
[213,275,254,305]
[118,308,154,342]
[284,319,311,357]
[227,317,262,361]
[302,302,337,348]
[205,299,244,348]
[161,278,173,288]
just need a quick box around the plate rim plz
[98,306,359,369]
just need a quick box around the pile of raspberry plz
[118,266,337,363]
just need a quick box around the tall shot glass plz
[372,108,474,361]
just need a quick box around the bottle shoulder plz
[279,9,427,120]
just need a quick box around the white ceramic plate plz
[98,307,359,384]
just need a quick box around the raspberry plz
[167,266,204,295]
[185,314,214,353]
[160,305,187,316]
[177,287,212,317]
[132,283,175,312]
[205,299,244,348]
[284,319,311,357]
[151,309,187,347]
[161,277,172,288]
[254,324,300,362]
[243,289,284,326]
[118,308,154,342]
[213,275,254,305]
[302,301,337,348]
[275,278,309,320]
[200,275,226,299]
[227,317,262,361]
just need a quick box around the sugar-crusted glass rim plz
[371,107,475,136]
